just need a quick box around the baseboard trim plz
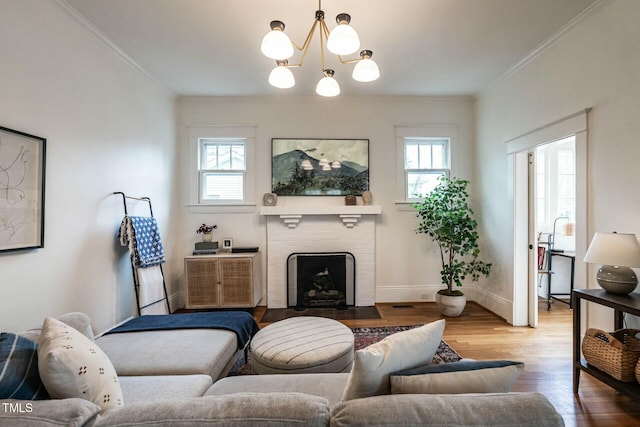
[472,288,513,324]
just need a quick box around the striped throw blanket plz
[119,216,166,268]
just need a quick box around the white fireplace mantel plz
[259,205,382,228]
[262,204,378,308]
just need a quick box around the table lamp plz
[583,232,640,294]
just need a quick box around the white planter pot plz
[435,292,466,317]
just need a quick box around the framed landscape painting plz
[0,126,46,252]
[272,138,369,196]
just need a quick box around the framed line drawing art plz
[222,238,233,250]
[0,126,46,252]
[271,138,369,196]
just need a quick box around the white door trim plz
[505,109,589,154]
[508,109,589,327]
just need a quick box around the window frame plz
[403,137,450,201]
[198,138,247,203]
[188,125,256,210]
[395,126,457,206]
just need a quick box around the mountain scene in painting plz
[272,139,369,196]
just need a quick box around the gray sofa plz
[1,313,565,426]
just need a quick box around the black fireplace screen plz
[287,252,355,309]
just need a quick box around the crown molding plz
[52,0,174,96]
[482,0,605,93]
[176,94,474,104]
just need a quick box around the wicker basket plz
[582,328,640,382]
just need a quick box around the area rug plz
[228,324,461,376]
[260,306,381,323]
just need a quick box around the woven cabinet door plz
[219,257,253,307]
[185,258,220,308]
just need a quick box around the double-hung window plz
[199,138,246,202]
[188,125,255,208]
[403,137,450,200]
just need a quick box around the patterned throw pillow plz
[390,360,525,394]
[0,333,49,400]
[37,317,124,411]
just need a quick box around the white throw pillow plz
[37,317,123,411]
[390,360,525,394]
[341,319,445,401]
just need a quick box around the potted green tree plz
[413,177,492,317]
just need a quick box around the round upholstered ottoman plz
[250,316,354,374]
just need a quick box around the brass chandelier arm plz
[285,18,319,68]
[320,19,331,43]
[291,18,318,52]
[337,55,362,65]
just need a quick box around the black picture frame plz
[271,138,369,196]
[0,126,46,252]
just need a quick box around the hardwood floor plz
[254,300,640,427]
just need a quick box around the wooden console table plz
[573,288,640,399]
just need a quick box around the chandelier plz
[260,0,380,97]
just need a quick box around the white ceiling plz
[61,0,598,97]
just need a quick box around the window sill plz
[186,204,257,214]
[395,201,420,212]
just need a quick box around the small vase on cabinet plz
[202,233,213,243]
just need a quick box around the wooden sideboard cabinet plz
[185,253,261,309]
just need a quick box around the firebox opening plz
[287,252,355,310]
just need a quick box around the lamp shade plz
[352,58,380,82]
[327,14,360,55]
[316,72,340,97]
[584,232,640,267]
[261,21,294,60]
[268,64,295,89]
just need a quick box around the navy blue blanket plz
[104,312,259,349]
[118,216,166,268]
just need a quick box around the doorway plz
[509,109,589,328]
[534,137,576,316]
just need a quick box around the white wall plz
[176,96,476,307]
[0,0,177,334]
[476,0,640,327]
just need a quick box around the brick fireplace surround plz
[259,205,382,308]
